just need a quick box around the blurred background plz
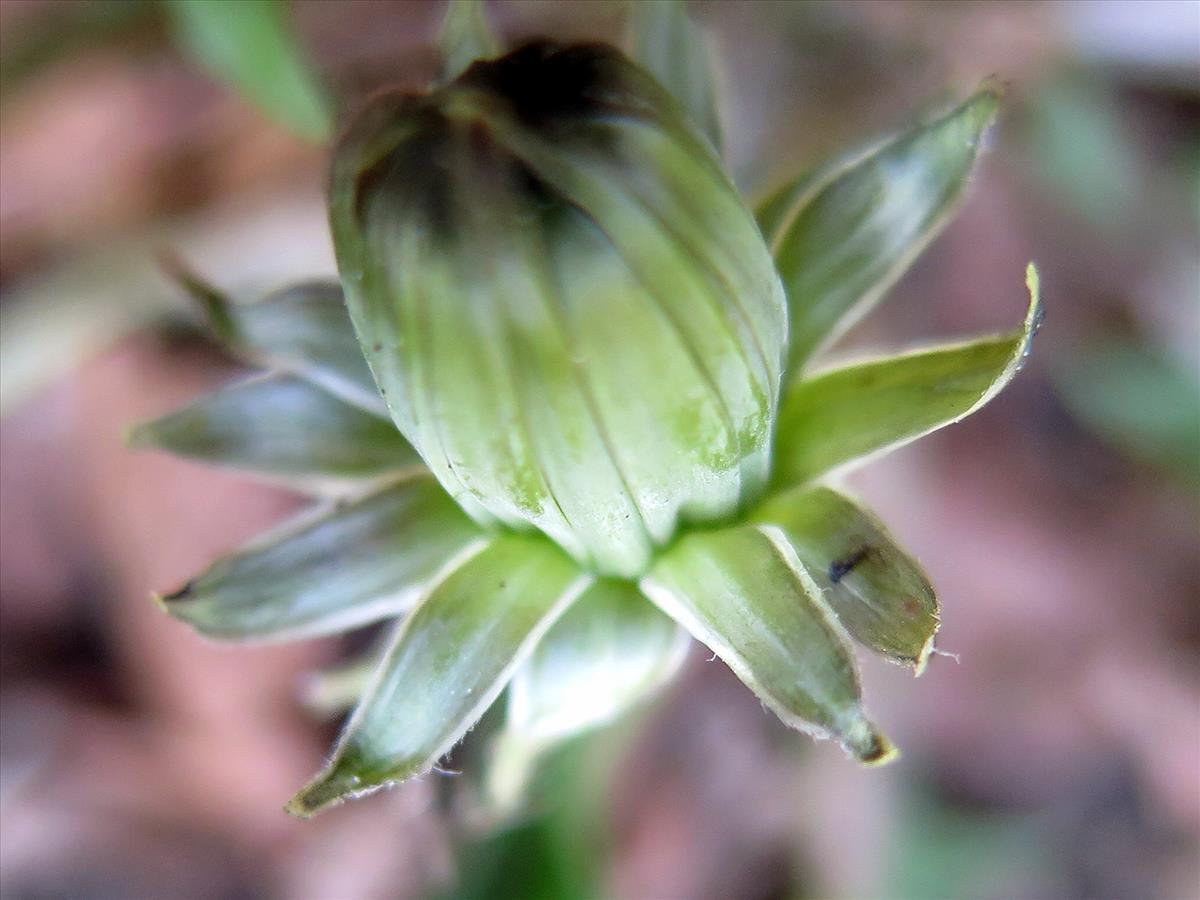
[1,1,1197,897]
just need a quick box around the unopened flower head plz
[134,6,1037,818]
[331,42,786,578]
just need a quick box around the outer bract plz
[330,42,787,578]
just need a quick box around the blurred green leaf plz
[885,786,1046,900]
[1191,150,1200,227]
[1056,340,1200,486]
[754,486,938,671]
[0,0,156,94]
[763,86,999,370]
[488,580,687,810]
[128,373,419,489]
[631,0,722,151]
[165,265,387,415]
[772,265,1040,489]
[161,474,484,641]
[287,535,588,816]
[1023,73,1136,230]
[642,523,894,763]
[438,0,500,81]
[165,0,332,141]
[0,191,335,418]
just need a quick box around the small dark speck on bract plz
[829,546,871,584]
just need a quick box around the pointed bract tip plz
[1025,262,1041,311]
[160,579,195,605]
[155,251,238,343]
[863,734,899,767]
[438,0,500,82]
[286,769,355,819]
[961,77,1004,137]
[123,423,150,449]
[912,630,937,678]
[154,248,193,287]
[284,792,323,820]
[286,757,397,818]
[1022,262,1044,358]
[842,718,899,766]
[960,80,1002,131]
[976,74,1009,104]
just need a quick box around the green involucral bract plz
[159,473,485,642]
[137,11,1040,817]
[127,373,417,492]
[330,42,786,579]
[752,486,939,672]
[759,85,1001,372]
[288,535,588,817]
[642,523,895,764]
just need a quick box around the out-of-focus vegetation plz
[164,0,332,141]
[1,2,1197,898]
[1056,340,1200,486]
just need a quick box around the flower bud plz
[330,42,786,577]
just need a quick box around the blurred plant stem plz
[437,727,626,900]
